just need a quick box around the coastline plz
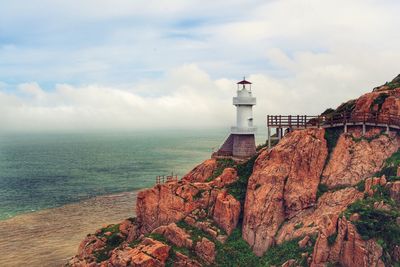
[0,190,139,267]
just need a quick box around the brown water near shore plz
[0,191,138,267]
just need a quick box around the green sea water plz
[0,130,265,220]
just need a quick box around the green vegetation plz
[344,184,400,265]
[215,229,260,267]
[327,233,338,246]
[260,236,315,267]
[94,224,124,263]
[376,148,400,178]
[316,183,329,199]
[207,158,236,182]
[321,100,356,119]
[175,220,215,243]
[384,74,400,90]
[227,154,257,206]
[324,128,343,158]
[371,93,389,112]
[216,229,316,267]
[294,222,304,230]
[355,180,365,192]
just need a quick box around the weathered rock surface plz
[182,158,217,183]
[194,237,216,264]
[212,190,241,235]
[109,238,170,267]
[211,167,238,187]
[276,187,363,244]
[152,223,193,248]
[243,128,328,256]
[322,129,398,189]
[311,217,385,267]
[388,181,400,205]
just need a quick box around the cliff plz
[67,75,400,267]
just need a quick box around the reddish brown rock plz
[364,176,387,196]
[322,130,398,189]
[152,223,193,248]
[311,217,384,267]
[77,235,106,260]
[388,181,400,205]
[276,188,363,245]
[281,259,297,267]
[298,235,310,248]
[182,158,217,182]
[174,251,202,267]
[119,219,139,243]
[211,167,238,187]
[212,191,241,235]
[243,129,328,256]
[195,237,216,264]
[109,238,170,267]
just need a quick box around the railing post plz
[317,115,320,128]
[297,115,299,128]
[305,115,307,128]
[268,127,271,149]
[289,115,292,130]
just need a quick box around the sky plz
[1,0,400,132]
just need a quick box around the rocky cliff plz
[67,75,400,267]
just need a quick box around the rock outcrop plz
[69,76,400,267]
[242,128,328,256]
[322,129,398,189]
[311,217,385,267]
[212,191,240,235]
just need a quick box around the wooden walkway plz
[267,112,400,148]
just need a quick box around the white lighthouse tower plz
[214,78,257,159]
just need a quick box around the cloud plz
[1,1,400,132]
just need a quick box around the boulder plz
[182,158,217,182]
[212,191,241,235]
[364,176,387,196]
[388,181,400,205]
[152,223,193,248]
[211,167,238,187]
[195,237,216,264]
[109,238,170,267]
[242,128,328,256]
[311,217,385,267]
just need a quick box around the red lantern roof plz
[237,79,252,85]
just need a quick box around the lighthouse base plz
[213,134,256,159]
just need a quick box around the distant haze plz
[1,0,400,132]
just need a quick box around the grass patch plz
[371,93,389,112]
[227,153,257,207]
[344,185,400,265]
[215,229,260,267]
[207,158,236,182]
[260,236,315,267]
[376,148,400,178]
[316,183,329,199]
[175,220,215,243]
[327,233,338,246]
[355,180,365,192]
[324,128,343,160]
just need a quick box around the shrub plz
[376,149,400,178]
[215,229,260,267]
[316,183,329,199]
[344,185,400,265]
[324,128,343,158]
[370,93,389,112]
[260,236,315,267]
[207,158,236,181]
[327,233,338,246]
[227,153,257,206]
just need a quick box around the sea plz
[0,129,266,221]
[0,129,266,266]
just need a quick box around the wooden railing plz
[156,173,179,185]
[267,112,400,129]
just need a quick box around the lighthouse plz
[213,78,257,159]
